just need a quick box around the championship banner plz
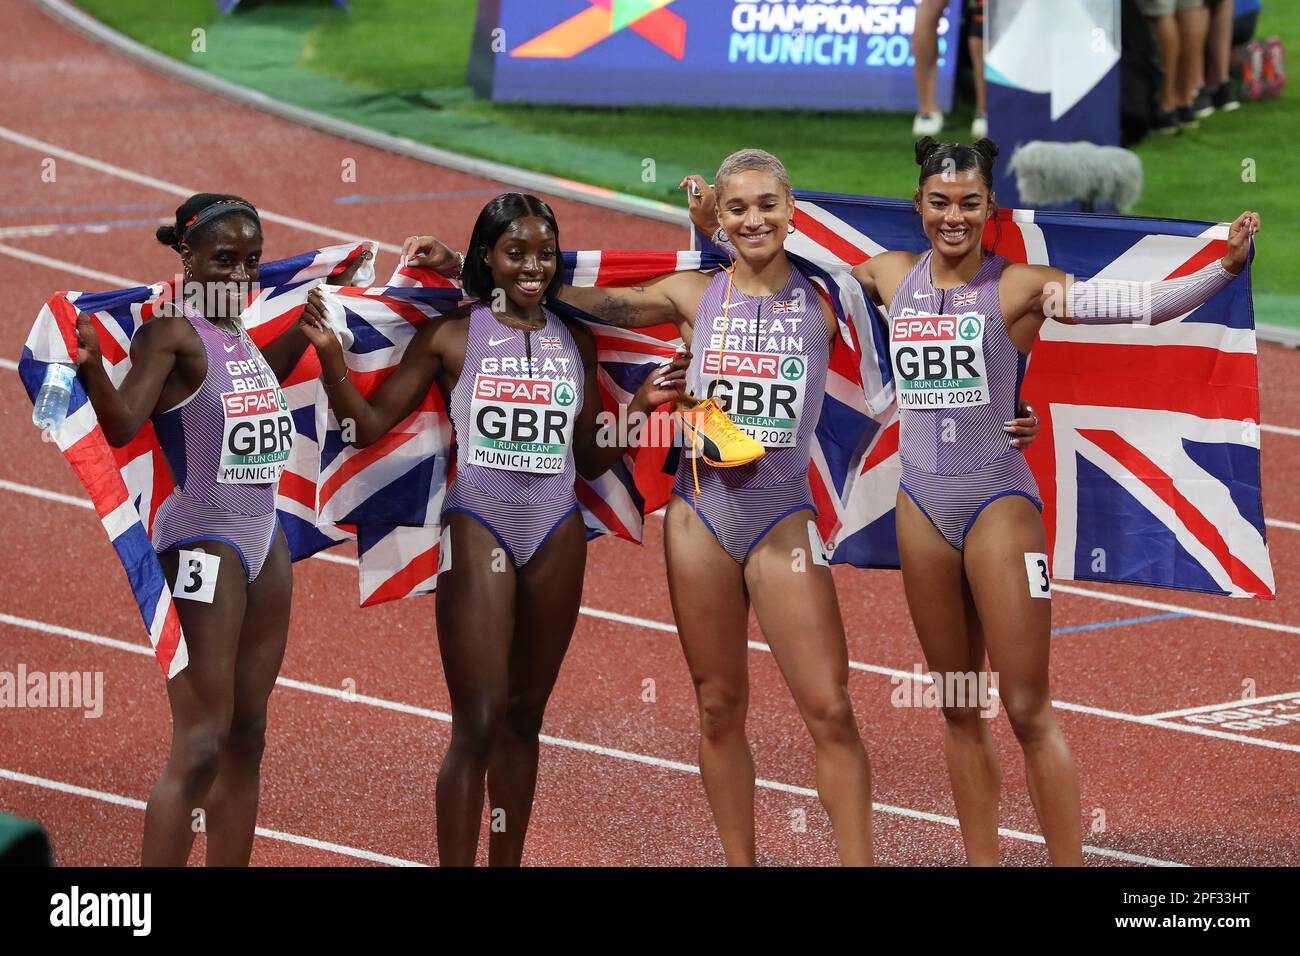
[469,0,963,110]
[985,0,1121,209]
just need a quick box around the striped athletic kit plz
[890,252,1041,550]
[672,266,830,562]
[443,302,583,567]
[152,301,291,582]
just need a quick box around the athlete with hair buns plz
[300,193,688,866]
[694,138,1257,865]
[74,193,367,866]
[404,152,1037,866]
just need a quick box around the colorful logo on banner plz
[512,0,687,60]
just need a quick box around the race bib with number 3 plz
[174,549,220,604]
[1024,552,1052,599]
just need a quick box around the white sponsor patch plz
[466,373,577,475]
[1024,552,1052,598]
[889,311,990,410]
[174,549,220,603]
[807,520,829,566]
[437,524,453,577]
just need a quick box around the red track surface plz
[1,1,1297,866]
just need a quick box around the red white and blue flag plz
[19,242,376,676]
[731,191,1273,599]
[21,195,1274,677]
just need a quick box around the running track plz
[1,1,1297,866]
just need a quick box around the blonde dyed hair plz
[714,148,792,198]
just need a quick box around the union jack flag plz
[709,191,1273,598]
[346,249,890,606]
[772,298,802,314]
[19,242,377,677]
[952,291,979,306]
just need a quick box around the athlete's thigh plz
[894,489,974,676]
[230,527,293,723]
[663,497,750,690]
[509,511,587,701]
[157,540,249,721]
[743,511,851,695]
[435,512,519,708]
[962,496,1052,694]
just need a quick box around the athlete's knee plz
[504,694,548,741]
[450,701,508,761]
[172,725,229,797]
[802,688,861,747]
[940,705,987,735]
[695,681,747,741]
[1001,694,1055,745]
[224,712,269,770]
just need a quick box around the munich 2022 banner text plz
[469,0,963,111]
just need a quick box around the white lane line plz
[0,610,1182,865]
[0,124,401,254]
[1147,690,1300,720]
[4,476,1299,754]
[0,242,141,286]
[0,479,91,509]
[1052,583,1300,636]
[0,767,423,867]
[1262,423,1300,438]
[1267,518,1300,531]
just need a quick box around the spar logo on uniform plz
[958,315,982,341]
[780,356,804,381]
[218,386,293,484]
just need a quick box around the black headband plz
[180,199,260,243]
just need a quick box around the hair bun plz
[971,138,1000,161]
[155,224,180,249]
[914,136,941,166]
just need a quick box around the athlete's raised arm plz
[402,233,708,334]
[75,309,192,447]
[299,285,456,448]
[1001,211,1258,333]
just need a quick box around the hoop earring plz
[788,219,796,235]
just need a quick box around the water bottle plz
[32,363,76,431]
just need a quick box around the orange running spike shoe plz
[676,396,765,468]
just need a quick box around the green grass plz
[307,0,474,90]
[76,0,216,59]
[74,0,1297,324]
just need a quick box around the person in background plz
[1138,0,1206,134]
[912,0,988,139]
[1196,0,1241,117]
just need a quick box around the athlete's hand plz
[1005,400,1040,449]
[327,248,374,287]
[632,349,690,412]
[1221,211,1260,274]
[74,313,102,367]
[679,175,720,236]
[299,287,343,358]
[401,235,462,278]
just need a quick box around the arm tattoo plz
[596,290,645,327]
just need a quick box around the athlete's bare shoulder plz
[412,302,472,362]
[133,304,199,356]
[852,251,921,309]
